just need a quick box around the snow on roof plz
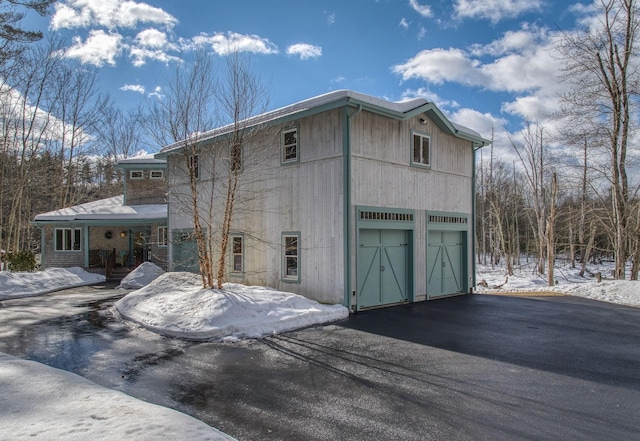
[117,157,166,166]
[33,195,167,222]
[159,89,487,155]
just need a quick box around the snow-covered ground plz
[475,260,640,308]
[1,352,233,441]
[1,260,639,440]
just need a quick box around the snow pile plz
[0,352,233,441]
[115,272,350,341]
[0,267,105,300]
[116,261,164,289]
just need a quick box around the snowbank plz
[116,261,164,289]
[0,267,105,300]
[0,352,233,441]
[115,272,350,341]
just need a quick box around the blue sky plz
[24,0,597,153]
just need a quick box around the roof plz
[117,157,166,168]
[33,196,167,222]
[157,89,490,157]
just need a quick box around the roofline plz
[155,90,490,158]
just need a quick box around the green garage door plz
[357,229,409,310]
[427,230,464,298]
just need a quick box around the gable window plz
[282,233,300,282]
[158,226,168,247]
[231,235,243,273]
[281,127,298,164]
[412,133,431,167]
[189,154,199,179]
[150,170,164,180]
[55,228,81,251]
[130,170,143,180]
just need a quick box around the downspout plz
[471,143,485,292]
[343,103,362,311]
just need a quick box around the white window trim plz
[130,170,144,180]
[150,170,164,180]
[281,127,299,165]
[55,227,81,252]
[411,131,431,168]
[158,226,168,247]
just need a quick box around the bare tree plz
[557,0,640,279]
[215,52,269,288]
[144,50,218,288]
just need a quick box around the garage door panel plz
[428,230,464,299]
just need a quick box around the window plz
[412,133,430,166]
[282,233,300,281]
[231,235,243,273]
[281,128,298,164]
[158,226,168,247]
[189,154,199,179]
[150,170,164,180]
[55,228,81,251]
[130,170,143,180]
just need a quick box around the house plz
[157,90,490,311]
[33,157,169,278]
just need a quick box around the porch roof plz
[33,195,167,222]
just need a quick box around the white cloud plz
[409,0,433,17]
[286,43,322,60]
[51,0,177,30]
[393,48,490,87]
[148,86,164,99]
[400,87,460,109]
[399,18,410,30]
[325,11,336,25]
[189,32,278,56]
[454,0,544,23]
[64,30,122,66]
[120,84,145,94]
[135,28,168,48]
[470,23,547,56]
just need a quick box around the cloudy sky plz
[23,0,597,153]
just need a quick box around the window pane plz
[233,237,242,254]
[422,137,430,164]
[413,135,421,163]
[283,129,297,162]
[55,229,63,251]
[286,256,298,276]
[285,237,297,255]
[73,229,81,250]
[233,254,243,272]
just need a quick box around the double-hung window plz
[231,235,243,273]
[130,170,143,180]
[55,228,81,251]
[282,233,300,282]
[281,128,298,164]
[412,132,431,167]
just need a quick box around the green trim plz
[116,162,166,170]
[281,231,301,284]
[33,218,166,227]
[472,148,478,291]
[410,129,432,169]
[356,206,416,230]
[83,224,89,267]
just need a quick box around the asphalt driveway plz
[1,288,639,440]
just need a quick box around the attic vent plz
[360,211,413,222]
[429,215,468,224]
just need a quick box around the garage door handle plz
[381,265,385,272]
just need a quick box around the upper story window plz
[150,170,164,180]
[281,127,298,164]
[412,132,431,167]
[130,170,143,180]
[189,154,199,179]
[55,228,81,251]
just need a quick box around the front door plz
[357,229,410,310]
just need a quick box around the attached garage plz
[426,213,469,299]
[356,208,414,310]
